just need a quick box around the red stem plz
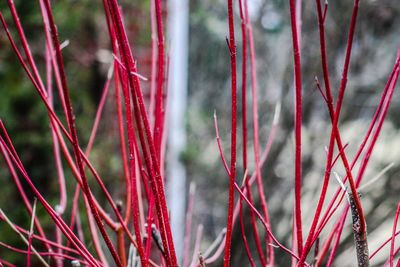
[326,60,399,265]
[223,0,238,265]
[149,0,158,128]
[243,0,274,263]
[239,195,256,267]
[209,104,280,263]
[390,203,400,267]
[109,18,147,266]
[0,139,99,266]
[289,0,304,257]
[104,1,177,264]
[0,123,49,251]
[153,0,166,158]
[298,1,362,264]
[41,1,122,265]
[114,67,132,224]
[314,56,399,244]
[370,231,400,260]
[237,1,257,265]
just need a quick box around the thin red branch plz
[223,0,238,265]
[41,1,122,265]
[289,0,304,257]
[153,0,166,157]
[390,203,400,267]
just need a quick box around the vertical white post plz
[166,0,189,264]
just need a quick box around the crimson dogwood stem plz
[314,57,399,245]
[326,59,399,266]
[45,47,65,267]
[3,13,143,260]
[213,115,305,264]
[239,196,256,267]
[244,0,275,263]
[9,224,79,256]
[238,49,255,267]
[149,0,158,128]
[104,8,147,265]
[153,0,166,158]
[237,0,259,265]
[370,231,400,260]
[0,123,49,251]
[41,1,122,266]
[0,241,92,265]
[298,1,363,264]
[314,0,367,245]
[209,105,280,263]
[2,3,125,261]
[222,0,238,265]
[6,0,46,95]
[0,140,99,266]
[114,68,132,223]
[118,62,147,267]
[118,49,147,267]
[313,65,398,263]
[289,0,304,257]
[390,203,400,267]
[104,1,178,264]
[0,22,117,262]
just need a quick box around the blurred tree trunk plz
[166,0,189,264]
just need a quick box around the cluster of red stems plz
[0,0,399,266]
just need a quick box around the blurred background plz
[0,0,399,266]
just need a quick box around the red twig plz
[223,0,238,265]
[41,1,122,265]
[243,0,274,263]
[369,230,400,260]
[389,203,400,266]
[289,0,304,257]
[0,138,99,266]
[104,1,177,264]
[237,0,255,264]
[153,0,166,158]
[298,0,363,264]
